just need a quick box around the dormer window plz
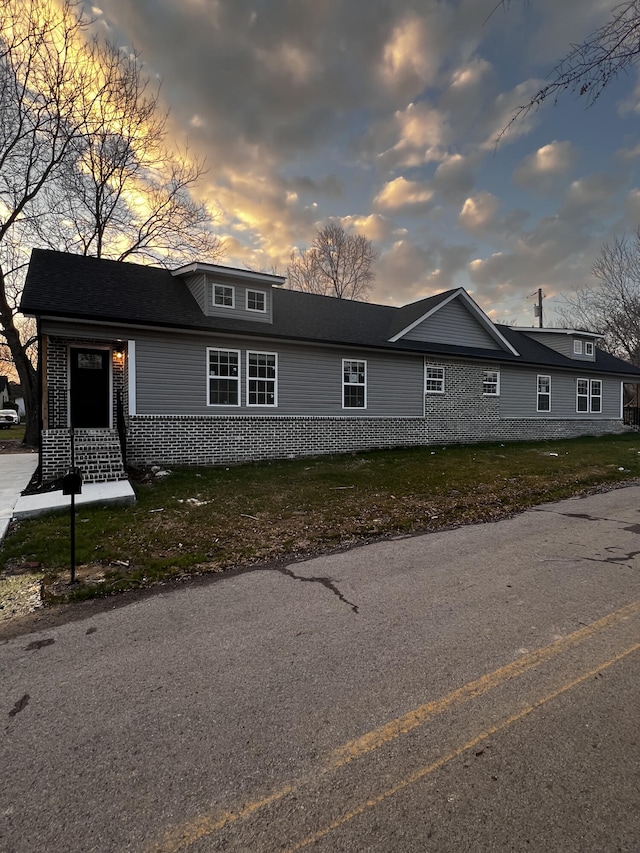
[213,284,234,308]
[247,289,266,313]
[585,341,594,357]
[573,340,583,355]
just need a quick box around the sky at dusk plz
[87,0,640,326]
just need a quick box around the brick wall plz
[126,413,624,468]
[41,428,127,483]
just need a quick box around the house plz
[0,375,9,408]
[20,248,640,485]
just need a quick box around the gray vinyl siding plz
[500,367,620,418]
[403,298,499,349]
[134,331,424,416]
[205,276,273,323]
[184,274,206,312]
[520,331,596,362]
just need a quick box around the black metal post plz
[70,427,76,584]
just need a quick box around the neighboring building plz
[20,248,640,484]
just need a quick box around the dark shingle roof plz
[20,248,640,377]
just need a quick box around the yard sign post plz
[62,427,83,584]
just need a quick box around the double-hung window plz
[573,340,583,355]
[576,378,589,412]
[213,284,234,308]
[246,289,266,312]
[247,351,277,406]
[537,375,551,412]
[585,341,594,357]
[208,349,240,406]
[482,369,500,396]
[577,378,602,413]
[425,365,445,394]
[343,360,366,408]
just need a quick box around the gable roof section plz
[389,288,519,356]
[20,249,640,378]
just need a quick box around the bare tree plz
[495,1,640,135]
[38,42,222,267]
[556,230,640,364]
[0,0,221,445]
[287,223,378,301]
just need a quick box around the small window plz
[213,284,234,308]
[425,365,445,394]
[585,341,594,357]
[590,379,602,413]
[573,340,583,355]
[483,369,500,396]
[208,349,240,406]
[576,378,589,412]
[247,289,266,312]
[537,375,551,412]
[247,351,277,406]
[343,359,366,408]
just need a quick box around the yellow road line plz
[147,599,640,853]
[285,641,640,852]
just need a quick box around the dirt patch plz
[0,571,44,623]
[0,439,34,454]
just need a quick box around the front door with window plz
[69,348,110,428]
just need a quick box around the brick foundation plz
[126,414,625,468]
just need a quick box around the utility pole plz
[533,287,544,328]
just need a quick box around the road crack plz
[273,566,359,614]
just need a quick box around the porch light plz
[113,344,125,360]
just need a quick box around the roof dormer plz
[513,328,601,361]
[171,262,285,324]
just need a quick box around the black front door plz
[69,348,110,428]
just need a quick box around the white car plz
[0,409,19,429]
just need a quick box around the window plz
[482,369,500,396]
[246,289,266,312]
[577,377,602,413]
[343,360,366,408]
[573,340,583,355]
[247,351,277,406]
[208,349,240,406]
[537,375,551,411]
[425,365,445,394]
[213,284,234,308]
[585,341,594,357]
[577,378,589,412]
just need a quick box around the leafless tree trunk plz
[287,223,377,301]
[0,0,222,446]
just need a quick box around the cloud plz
[432,154,476,203]
[513,140,578,194]
[458,192,501,234]
[373,177,435,212]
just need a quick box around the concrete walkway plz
[0,452,136,544]
[0,453,38,543]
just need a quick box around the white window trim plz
[342,359,367,409]
[207,347,241,407]
[246,350,278,407]
[246,289,267,313]
[212,283,235,309]
[585,341,594,357]
[537,374,551,412]
[590,378,602,413]
[425,365,445,395]
[576,378,589,413]
[482,369,500,396]
[573,340,583,355]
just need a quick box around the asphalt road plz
[2,486,639,852]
